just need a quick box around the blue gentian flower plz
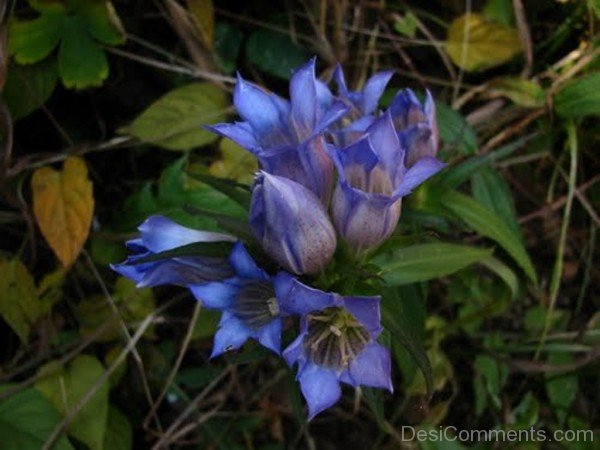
[207,58,348,204]
[389,89,439,168]
[329,111,446,254]
[275,273,392,419]
[111,215,236,288]
[250,172,337,275]
[190,243,285,357]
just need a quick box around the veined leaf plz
[555,72,600,118]
[374,242,492,285]
[442,190,537,283]
[128,82,228,151]
[0,386,74,450]
[445,13,522,72]
[487,77,546,108]
[35,355,110,450]
[31,156,94,267]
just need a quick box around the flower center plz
[305,307,370,369]
[232,280,279,330]
[345,164,393,196]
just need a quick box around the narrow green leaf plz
[0,386,74,450]
[131,241,235,265]
[479,256,519,299]
[187,170,251,210]
[381,287,433,400]
[374,242,492,285]
[555,72,600,118]
[442,190,537,283]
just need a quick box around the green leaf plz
[479,256,519,299]
[445,13,522,72]
[374,242,493,285]
[3,58,58,121]
[128,83,228,150]
[437,132,537,188]
[187,168,251,210]
[555,73,600,118]
[35,355,110,450]
[483,0,515,26]
[0,259,45,343]
[0,386,74,450]
[246,28,309,79]
[79,0,126,46]
[58,15,108,89]
[471,166,522,239]
[393,11,418,38]
[8,9,64,64]
[441,190,537,283]
[103,406,132,450]
[590,0,600,18]
[131,241,234,265]
[210,138,258,184]
[487,77,546,108]
[545,352,577,426]
[436,101,478,156]
[381,287,433,399]
[214,22,244,74]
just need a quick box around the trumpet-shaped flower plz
[389,89,439,167]
[329,112,445,254]
[250,172,337,275]
[207,58,348,204]
[275,273,392,419]
[111,215,236,288]
[190,243,285,357]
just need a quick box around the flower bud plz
[250,172,337,274]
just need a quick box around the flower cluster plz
[113,58,444,419]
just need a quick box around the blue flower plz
[250,172,337,275]
[207,58,348,204]
[275,273,392,419]
[329,112,446,254]
[389,89,439,167]
[190,243,285,357]
[111,215,236,288]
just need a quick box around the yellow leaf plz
[187,0,214,48]
[445,13,522,72]
[31,156,94,267]
[209,138,258,183]
[0,258,43,343]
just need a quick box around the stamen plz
[232,280,279,330]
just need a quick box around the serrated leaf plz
[3,58,58,121]
[80,0,126,46]
[441,190,537,283]
[0,259,44,343]
[393,11,418,38]
[488,77,545,108]
[555,73,600,118]
[35,355,110,450]
[8,8,64,64]
[103,406,132,450]
[445,13,522,72]
[31,156,94,267]
[129,83,228,150]
[209,138,258,183]
[58,15,108,89]
[246,28,308,80]
[374,242,493,285]
[187,0,214,48]
[0,386,74,450]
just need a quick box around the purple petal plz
[228,242,267,280]
[139,215,235,253]
[276,274,335,315]
[211,311,251,358]
[367,112,403,170]
[110,263,145,286]
[234,75,292,147]
[348,344,393,392]
[314,100,349,135]
[395,156,446,197]
[290,58,318,139]
[283,333,305,367]
[205,122,260,154]
[333,63,349,96]
[359,70,394,115]
[256,318,282,355]
[342,296,382,335]
[189,280,239,309]
[298,363,342,420]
